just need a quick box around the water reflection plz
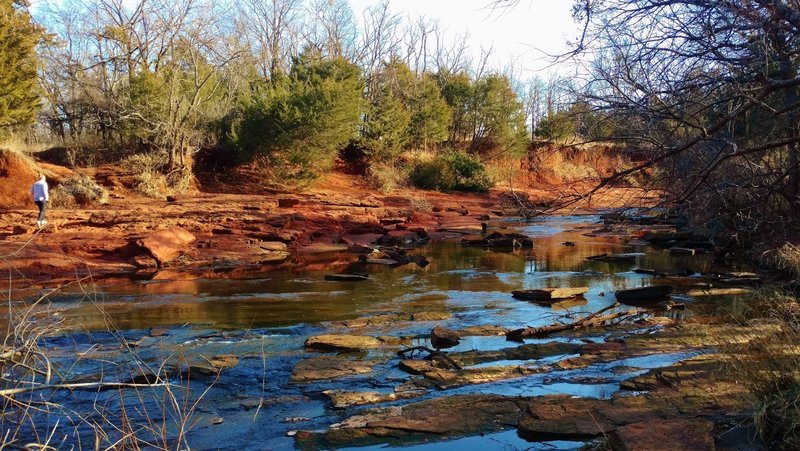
[45,214,737,332]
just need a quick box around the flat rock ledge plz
[291,356,375,382]
[294,394,528,449]
[305,334,381,352]
[322,390,424,409]
[136,227,196,265]
[295,354,751,450]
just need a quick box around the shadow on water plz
[19,214,755,449]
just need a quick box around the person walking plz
[31,174,49,229]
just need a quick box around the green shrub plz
[446,151,493,192]
[409,158,453,191]
[409,151,493,193]
[232,52,364,183]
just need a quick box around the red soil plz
[0,149,38,209]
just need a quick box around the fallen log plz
[506,303,641,341]
[397,345,462,370]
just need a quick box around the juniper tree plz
[0,0,41,137]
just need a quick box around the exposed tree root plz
[397,345,463,370]
[507,303,642,340]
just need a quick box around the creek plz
[15,214,755,450]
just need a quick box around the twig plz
[507,303,641,340]
[0,381,170,397]
[397,345,463,370]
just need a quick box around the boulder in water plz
[430,325,460,349]
[136,227,196,265]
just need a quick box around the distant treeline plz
[1,0,594,185]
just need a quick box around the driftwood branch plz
[507,303,641,340]
[0,381,169,397]
[397,345,463,370]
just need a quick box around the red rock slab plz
[580,341,627,354]
[137,227,196,265]
[519,396,613,440]
[608,418,715,451]
[290,356,374,382]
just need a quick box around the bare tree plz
[238,0,301,79]
[303,0,357,59]
[354,0,402,81]
[520,75,544,140]
[496,0,800,239]
[37,0,243,170]
[432,27,472,74]
[403,15,438,74]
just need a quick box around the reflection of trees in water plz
[59,222,737,331]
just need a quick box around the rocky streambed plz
[3,213,771,449]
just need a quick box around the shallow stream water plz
[18,214,752,450]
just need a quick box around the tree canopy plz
[233,50,364,181]
[0,0,42,137]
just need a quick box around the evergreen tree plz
[0,0,41,137]
[472,74,529,156]
[408,74,451,149]
[436,70,474,142]
[362,60,452,157]
[234,50,364,181]
[360,59,414,161]
[361,86,411,162]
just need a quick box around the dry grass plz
[409,194,433,212]
[484,157,522,188]
[50,174,109,208]
[774,243,800,278]
[725,288,800,449]
[0,235,215,449]
[120,153,193,198]
[526,143,630,186]
[366,163,407,193]
[0,135,51,155]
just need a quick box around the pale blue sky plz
[348,0,580,76]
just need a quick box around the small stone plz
[284,417,310,423]
[132,254,158,268]
[210,416,224,425]
[208,354,239,370]
[430,324,460,349]
[399,359,434,374]
[409,311,451,322]
[258,241,287,251]
[149,326,171,336]
[278,198,300,208]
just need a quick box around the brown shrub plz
[50,174,109,208]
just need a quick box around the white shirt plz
[31,180,49,202]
